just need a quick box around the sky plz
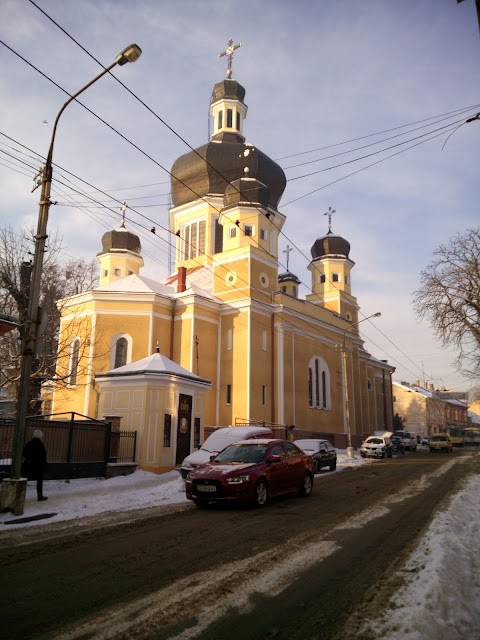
[0,0,479,393]
[1,454,479,639]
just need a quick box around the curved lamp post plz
[9,44,142,506]
[340,312,381,459]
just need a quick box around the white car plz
[360,436,393,459]
[179,426,273,479]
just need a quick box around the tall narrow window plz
[226,109,233,127]
[236,112,240,130]
[114,337,128,368]
[332,273,339,282]
[322,371,327,409]
[308,356,331,410]
[194,418,201,449]
[68,338,80,386]
[262,330,267,351]
[320,274,326,283]
[214,218,223,254]
[308,367,313,407]
[262,385,266,406]
[163,414,172,447]
[218,111,223,129]
[226,384,232,405]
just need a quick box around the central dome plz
[171,141,286,209]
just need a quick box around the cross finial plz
[218,38,242,79]
[324,206,336,233]
[121,202,128,227]
[283,244,293,271]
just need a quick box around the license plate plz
[197,484,216,492]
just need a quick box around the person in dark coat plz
[22,430,48,501]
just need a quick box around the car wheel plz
[300,472,313,497]
[255,479,269,507]
[382,451,387,459]
[329,460,337,471]
[387,450,393,459]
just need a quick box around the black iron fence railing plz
[0,413,137,478]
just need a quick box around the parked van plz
[179,426,274,478]
[393,430,417,451]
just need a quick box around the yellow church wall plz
[248,308,273,423]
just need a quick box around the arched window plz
[68,338,80,386]
[308,356,331,410]
[110,333,132,369]
[114,337,128,368]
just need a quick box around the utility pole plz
[0,44,142,517]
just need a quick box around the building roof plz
[98,224,141,256]
[95,274,175,295]
[311,231,351,261]
[98,352,211,385]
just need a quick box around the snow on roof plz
[98,352,210,384]
[468,411,480,424]
[95,273,174,295]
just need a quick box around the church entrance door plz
[176,393,192,465]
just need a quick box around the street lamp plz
[7,44,142,513]
[340,312,381,459]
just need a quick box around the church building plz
[50,48,395,473]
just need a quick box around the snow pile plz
[362,473,480,640]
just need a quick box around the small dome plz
[311,231,350,260]
[224,176,270,209]
[211,79,246,104]
[99,225,141,255]
[278,271,301,285]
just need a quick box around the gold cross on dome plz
[218,38,242,78]
[283,244,293,271]
[324,206,336,233]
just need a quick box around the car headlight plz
[186,472,193,482]
[226,474,250,484]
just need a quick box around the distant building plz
[393,381,468,435]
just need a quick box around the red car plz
[185,438,314,507]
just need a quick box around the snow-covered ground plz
[1,450,479,639]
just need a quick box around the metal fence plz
[0,414,137,479]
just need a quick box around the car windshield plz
[200,432,241,453]
[214,443,269,464]
[295,439,323,452]
[366,438,383,444]
[432,436,446,441]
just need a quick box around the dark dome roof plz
[278,271,301,284]
[224,175,270,209]
[311,232,351,260]
[212,79,246,104]
[99,225,141,255]
[171,142,286,209]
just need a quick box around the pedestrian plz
[22,430,48,501]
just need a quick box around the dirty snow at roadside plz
[0,450,371,529]
[361,473,480,640]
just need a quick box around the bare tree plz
[0,226,98,415]
[413,227,480,379]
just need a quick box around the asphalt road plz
[1,447,478,640]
